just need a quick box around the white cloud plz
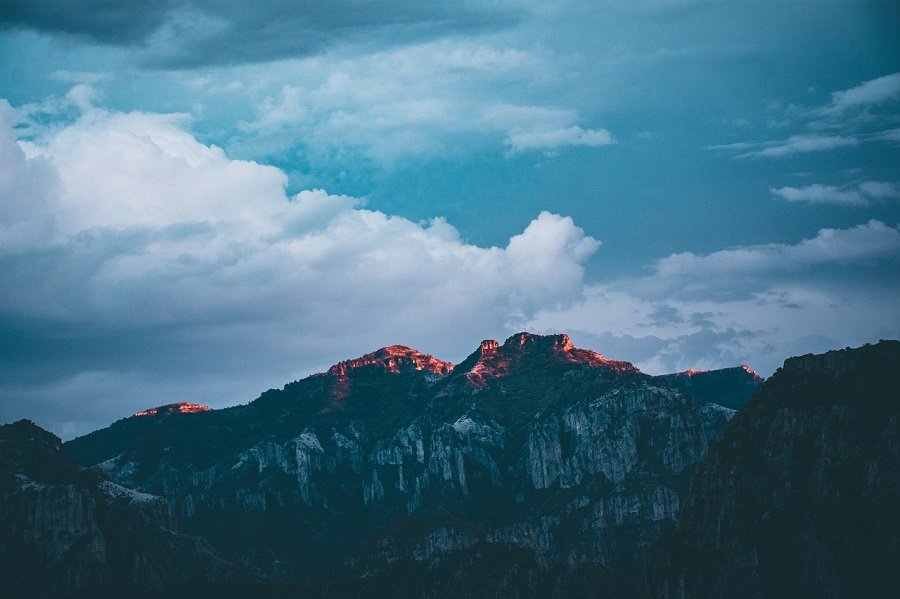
[505,125,614,154]
[741,134,858,158]
[236,40,612,165]
[770,184,865,206]
[654,220,900,279]
[0,104,602,433]
[0,101,59,244]
[858,181,900,200]
[771,181,900,206]
[714,72,900,160]
[823,72,900,114]
[27,108,288,233]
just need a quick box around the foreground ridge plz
[0,420,247,597]
[644,340,900,598]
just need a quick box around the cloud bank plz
[0,0,516,68]
[711,73,900,160]
[527,221,900,376]
[233,45,613,166]
[0,101,599,436]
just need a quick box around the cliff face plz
[0,420,242,598]
[643,340,900,599]
[63,332,751,596]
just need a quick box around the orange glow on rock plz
[463,332,639,387]
[133,402,212,417]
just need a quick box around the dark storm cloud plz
[0,0,517,68]
[0,1,175,45]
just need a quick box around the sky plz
[1,0,898,439]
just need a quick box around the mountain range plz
[2,332,897,597]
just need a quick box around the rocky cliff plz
[643,340,900,598]
[0,419,248,598]
[63,332,755,596]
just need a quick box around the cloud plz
[0,103,601,436]
[653,220,900,280]
[26,108,288,232]
[712,73,900,159]
[739,134,859,158]
[0,0,517,68]
[770,184,866,206]
[526,221,900,375]
[874,128,900,143]
[235,44,612,166]
[0,100,59,239]
[505,125,614,154]
[858,181,900,200]
[0,1,172,45]
[821,72,900,114]
[481,104,615,154]
[771,182,900,206]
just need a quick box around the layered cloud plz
[0,101,600,436]
[232,42,613,165]
[819,72,900,115]
[771,182,900,206]
[710,72,900,159]
[0,0,515,68]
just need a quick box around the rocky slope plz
[655,365,763,410]
[643,340,900,598]
[0,419,249,598]
[63,332,756,596]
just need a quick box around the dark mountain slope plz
[644,340,900,598]
[654,365,763,410]
[62,332,745,596]
[0,420,249,598]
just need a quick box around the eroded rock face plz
[643,341,900,599]
[0,420,242,598]
[62,333,753,596]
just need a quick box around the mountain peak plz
[133,402,212,417]
[0,419,61,449]
[779,340,900,378]
[671,365,762,382]
[323,345,455,404]
[327,345,454,378]
[456,332,638,386]
[740,364,763,380]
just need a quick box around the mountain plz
[0,419,251,598]
[643,340,900,598]
[62,332,756,596]
[655,365,763,410]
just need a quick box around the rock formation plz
[0,419,248,598]
[63,332,755,596]
[643,340,900,598]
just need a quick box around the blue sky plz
[1,0,898,438]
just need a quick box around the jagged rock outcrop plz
[62,332,751,596]
[448,332,638,389]
[0,420,247,598]
[643,340,900,599]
